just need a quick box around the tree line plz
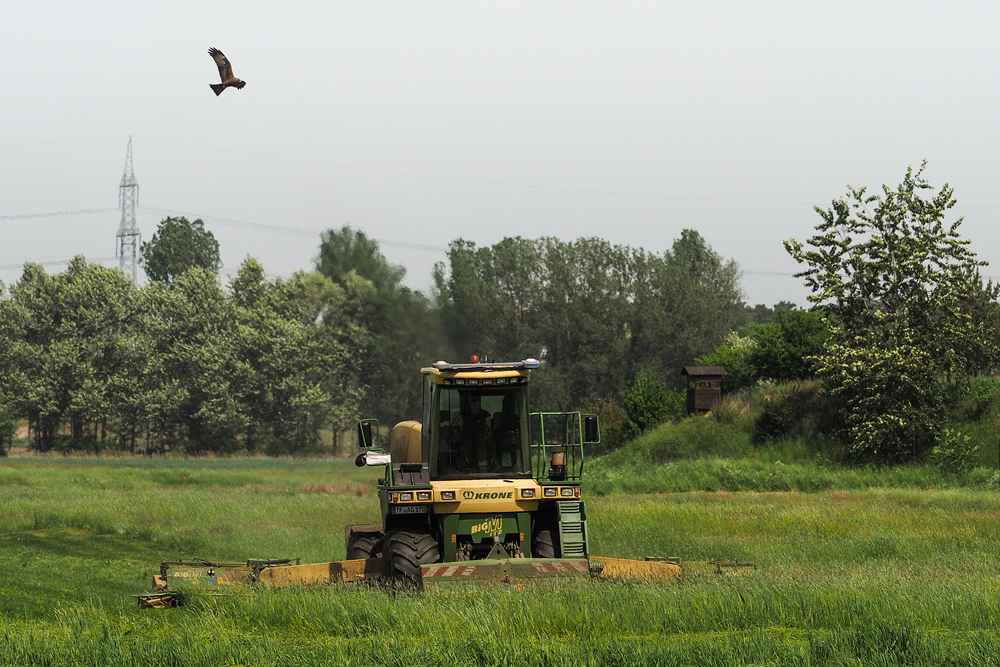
[6,165,990,462]
[0,218,753,454]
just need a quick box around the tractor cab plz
[425,361,533,479]
[352,357,601,583]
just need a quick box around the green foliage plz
[316,226,449,426]
[748,309,830,381]
[435,230,745,411]
[818,334,944,462]
[966,377,1000,417]
[0,254,367,455]
[141,217,221,286]
[930,428,980,475]
[695,330,756,392]
[786,164,991,461]
[5,258,139,451]
[317,225,405,291]
[744,300,797,324]
[620,373,684,437]
[753,397,796,443]
[0,227,753,449]
[0,282,14,455]
[7,458,1000,665]
[584,395,629,452]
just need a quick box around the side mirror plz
[354,451,392,467]
[583,415,600,444]
[357,419,379,450]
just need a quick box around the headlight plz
[521,488,535,498]
[400,492,414,501]
[543,487,558,497]
[560,487,574,497]
[440,491,456,501]
[417,491,431,501]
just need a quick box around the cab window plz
[435,387,527,477]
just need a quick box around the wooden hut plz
[681,366,726,413]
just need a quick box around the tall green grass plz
[585,455,1000,495]
[5,579,1000,666]
[585,378,1000,495]
[5,457,1000,664]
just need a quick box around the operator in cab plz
[453,394,492,471]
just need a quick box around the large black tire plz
[347,533,383,560]
[533,528,560,558]
[384,530,441,587]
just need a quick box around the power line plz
[0,204,449,253]
[10,133,1000,209]
[135,135,819,207]
[0,208,117,220]
[0,136,126,150]
[0,256,117,271]
[137,206,449,253]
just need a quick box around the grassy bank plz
[585,378,1000,495]
[3,457,1000,664]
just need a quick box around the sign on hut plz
[681,366,726,413]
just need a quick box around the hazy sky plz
[3,2,999,307]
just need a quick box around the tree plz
[317,226,405,291]
[317,226,448,427]
[785,163,990,460]
[0,280,16,453]
[695,330,757,393]
[228,260,368,454]
[745,301,797,325]
[141,217,221,286]
[628,231,745,385]
[141,267,245,451]
[5,258,137,451]
[620,373,684,437]
[435,236,637,410]
[435,231,745,411]
[748,309,830,382]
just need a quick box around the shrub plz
[621,374,684,437]
[968,378,1000,417]
[930,429,980,475]
[753,398,795,444]
[748,309,829,381]
[696,331,756,392]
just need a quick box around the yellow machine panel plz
[390,421,422,464]
[421,367,529,385]
[429,478,541,514]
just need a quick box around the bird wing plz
[208,47,234,82]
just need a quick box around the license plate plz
[392,505,428,514]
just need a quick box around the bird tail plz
[210,83,225,96]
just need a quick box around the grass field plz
[3,456,1000,665]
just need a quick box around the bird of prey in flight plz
[208,47,246,96]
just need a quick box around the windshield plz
[432,386,529,478]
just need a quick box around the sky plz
[2,1,1000,307]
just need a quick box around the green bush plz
[930,428,980,475]
[695,331,756,392]
[748,310,830,381]
[753,398,795,443]
[967,377,1000,418]
[620,373,684,437]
